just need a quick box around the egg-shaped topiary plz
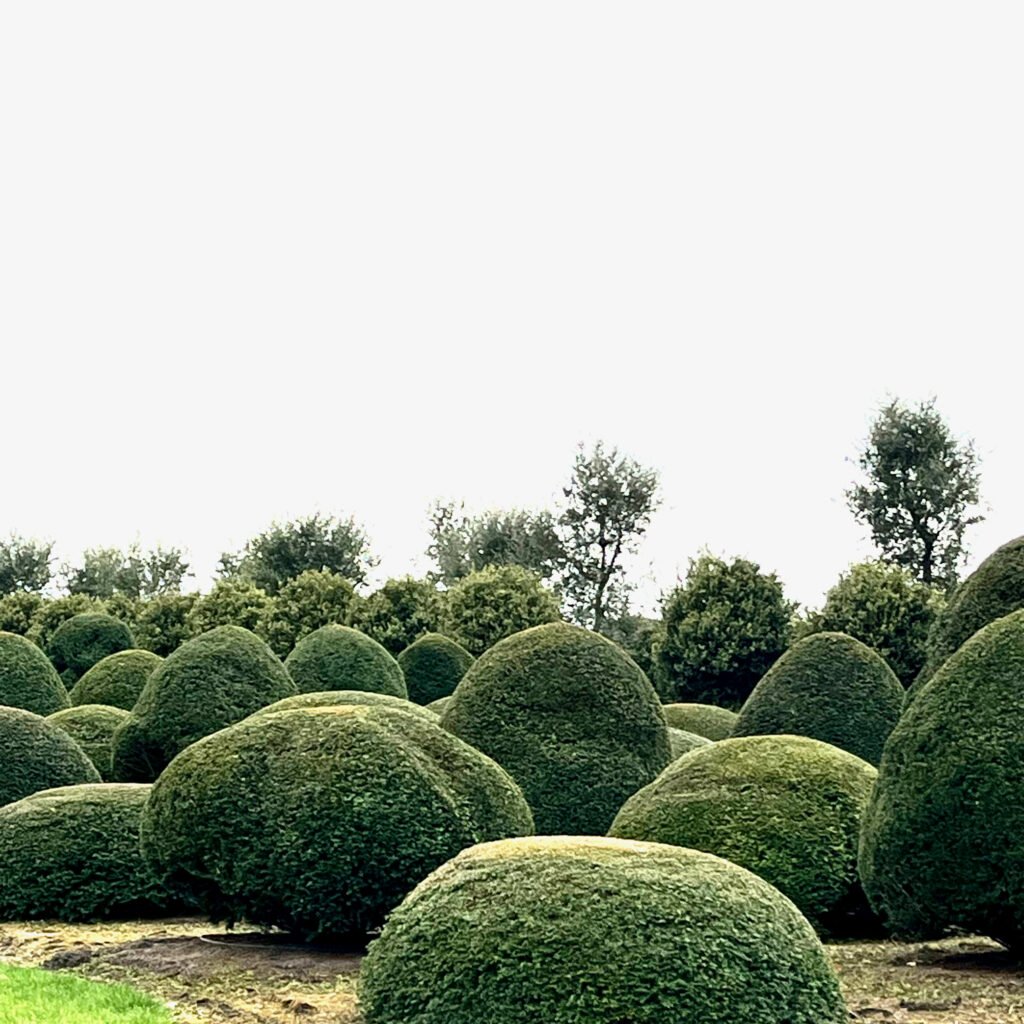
[250,689,437,724]
[0,631,69,715]
[732,633,903,765]
[397,633,474,705]
[48,705,130,781]
[859,608,1024,946]
[0,784,169,920]
[426,696,451,715]
[667,728,711,760]
[284,625,407,698]
[441,623,670,835]
[70,650,162,711]
[111,626,295,783]
[610,735,878,935]
[47,613,135,687]
[140,705,533,940]
[662,703,737,741]
[359,836,848,1024]
[0,707,100,806]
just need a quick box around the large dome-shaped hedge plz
[610,735,878,934]
[359,836,848,1024]
[859,608,1024,946]
[732,632,903,765]
[141,705,533,940]
[47,613,135,686]
[0,631,69,715]
[48,705,130,781]
[397,633,474,705]
[662,703,737,741]
[111,626,295,782]
[70,650,162,711]
[250,689,437,724]
[0,707,100,806]
[441,623,670,834]
[0,784,168,920]
[284,625,407,698]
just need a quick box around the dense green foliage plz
[859,609,1024,946]
[251,689,437,724]
[26,595,103,653]
[112,626,295,782]
[48,705,131,780]
[600,614,666,694]
[185,580,272,636]
[284,624,407,697]
[397,633,474,704]
[655,554,793,708]
[733,632,904,765]
[442,622,670,833]
[132,593,197,657]
[70,650,162,711]
[255,570,357,656]
[667,728,711,759]
[0,784,168,920]
[611,736,878,934]
[348,577,445,655]
[0,631,69,715]
[0,535,53,595]
[141,705,533,939]
[47,612,135,686]
[360,836,848,1024]
[0,592,42,636]
[63,544,190,600]
[662,703,737,741]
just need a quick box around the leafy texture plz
[48,704,130,781]
[250,689,437,724]
[26,595,103,652]
[132,594,197,657]
[0,631,69,715]
[0,592,43,636]
[662,703,737,741]
[284,624,406,697]
[397,633,474,705]
[47,612,135,687]
[70,650,162,711]
[185,580,272,636]
[348,577,445,656]
[255,570,357,656]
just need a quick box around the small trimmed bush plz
[662,703,737,741]
[26,595,102,652]
[70,649,162,711]
[441,623,670,834]
[255,570,357,656]
[667,728,711,760]
[733,632,903,765]
[0,707,100,806]
[0,631,69,715]
[141,705,533,939]
[0,784,169,920]
[348,577,445,656]
[426,696,451,715]
[48,705,130,781]
[398,633,474,705]
[610,735,878,934]
[251,689,437,724]
[284,625,406,697]
[359,836,848,1024]
[111,626,295,782]
[47,613,135,686]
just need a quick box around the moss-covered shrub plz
[859,608,1024,946]
[397,633,473,705]
[255,570,357,656]
[284,625,406,698]
[133,593,197,657]
[0,631,69,715]
[441,623,670,834]
[47,613,135,687]
[48,705,130,781]
[667,728,711,759]
[250,689,437,724]
[732,632,903,765]
[611,735,878,935]
[359,836,848,1024]
[140,705,533,940]
[0,784,168,920]
[662,703,737,741]
[111,626,295,782]
[70,650,162,711]
[0,707,100,806]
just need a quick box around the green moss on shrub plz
[70,650,162,711]
[397,633,473,705]
[48,705,130,781]
[662,703,737,741]
[47,613,135,687]
[251,689,436,724]
[0,631,69,715]
[284,625,406,698]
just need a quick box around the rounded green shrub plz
[359,835,848,1024]
[111,626,295,782]
[397,633,474,705]
[441,623,670,834]
[0,707,100,806]
[0,631,69,715]
[133,593,197,657]
[284,625,406,697]
[732,632,903,765]
[662,703,737,741]
[611,735,878,934]
[255,570,357,656]
[70,649,162,711]
[48,705,130,781]
[140,705,534,940]
[0,784,168,920]
[426,695,451,715]
[26,595,103,652]
[251,689,437,724]
[47,613,135,686]
[859,608,1024,946]
[185,580,272,636]
[667,728,710,759]
[347,577,445,656]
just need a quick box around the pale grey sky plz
[2,3,1020,614]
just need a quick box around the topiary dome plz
[47,613,135,686]
[250,689,437,724]
[441,622,670,834]
[667,728,711,760]
[426,695,451,715]
[359,835,848,1024]
[284,625,407,698]
[662,703,737,741]
[0,631,69,715]
[48,704,130,781]
[140,705,533,940]
[70,649,162,711]
[397,633,474,705]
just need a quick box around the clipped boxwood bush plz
[662,703,737,741]
[0,707,100,806]
[667,728,711,760]
[111,626,295,782]
[284,625,406,698]
[859,608,1024,946]
[397,633,474,705]
[732,632,903,765]
[250,689,437,724]
[611,735,878,935]
[0,784,169,920]
[360,836,848,1024]
[0,631,69,715]
[441,623,670,834]
[70,650,162,711]
[48,705,130,781]
[140,705,533,940]
[47,613,135,687]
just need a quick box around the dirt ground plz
[1,918,1023,1023]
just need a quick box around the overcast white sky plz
[1,4,1020,614]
